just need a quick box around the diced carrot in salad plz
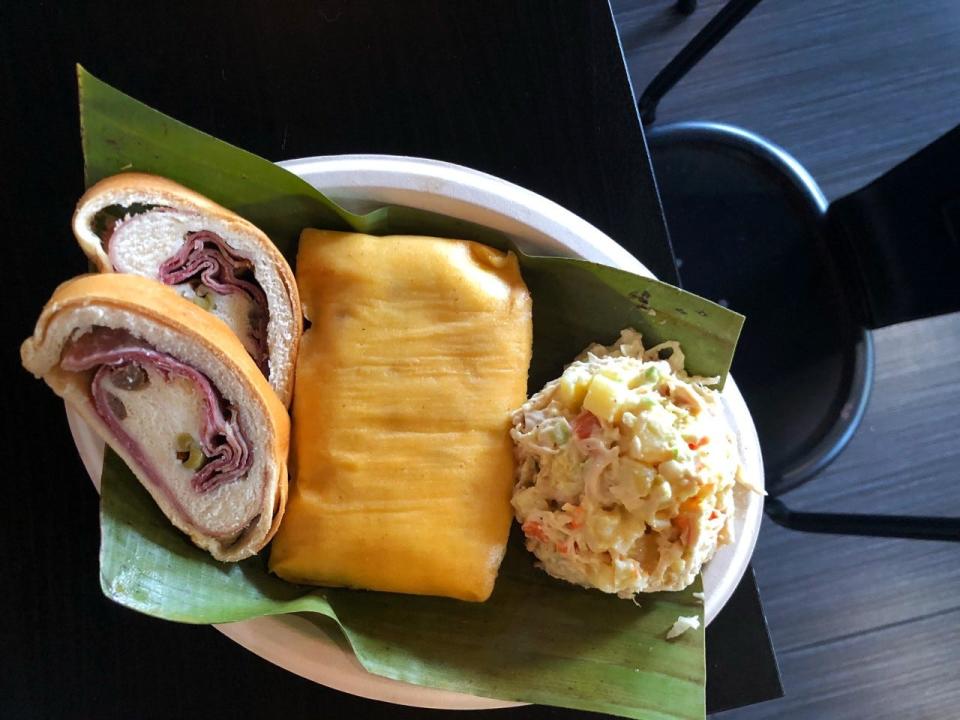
[522,520,551,543]
[564,503,586,529]
[572,410,600,439]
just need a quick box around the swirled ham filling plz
[102,209,269,375]
[61,327,254,511]
[158,231,269,374]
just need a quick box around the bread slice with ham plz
[21,274,289,561]
[72,173,301,406]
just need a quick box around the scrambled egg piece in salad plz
[510,329,755,598]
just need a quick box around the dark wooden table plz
[1,2,781,719]
[613,1,960,718]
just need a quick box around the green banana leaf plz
[102,450,705,719]
[79,66,741,386]
[81,65,743,720]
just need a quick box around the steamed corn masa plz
[269,230,532,601]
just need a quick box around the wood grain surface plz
[612,1,960,718]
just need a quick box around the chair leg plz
[640,0,765,125]
[765,498,960,542]
[676,0,698,15]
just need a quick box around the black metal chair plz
[640,0,960,541]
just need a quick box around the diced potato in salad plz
[510,329,757,598]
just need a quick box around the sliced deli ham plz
[106,211,271,375]
[158,230,270,374]
[61,326,253,495]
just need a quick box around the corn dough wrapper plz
[511,330,755,597]
[269,231,532,602]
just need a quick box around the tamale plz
[269,230,532,601]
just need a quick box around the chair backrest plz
[827,123,960,329]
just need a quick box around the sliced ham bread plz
[72,173,301,406]
[21,274,289,561]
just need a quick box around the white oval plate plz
[68,154,764,711]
